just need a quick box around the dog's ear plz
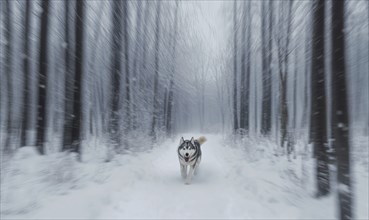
[190,137,195,145]
[180,137,184,145]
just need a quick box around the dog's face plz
[178,137,196,162]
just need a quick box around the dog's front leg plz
[180,164,187,179]
[185,165,195,185]
[194,156,201,176]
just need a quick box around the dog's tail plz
[196,136,207,145]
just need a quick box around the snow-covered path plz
[99,134,302,219]
[3,134,368,219]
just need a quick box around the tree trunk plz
[240,1,249,134]
[232,0,239,133]
[280,77,289,149]
[63,0,74,151]
[4,0,13,153]
[36,0,50,154]
[123,0,130,137]
[141,1,151,73]
[331,0,352,218]
[131,0,143,130]
[261,0,272,136]
[245,1,251,135]
[280,0,292,150]
[293,52,298,132]
[303,19,311,130]
[166,1,179,137]
[110,0,124,152]
[150,1,162,140]
[21,0,31,147]
[70,0,85,157]
[268,0,274,136]
[163,88,168,128]
[311,0,330,197]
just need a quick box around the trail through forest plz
[6,134,367,219]
[1,1,368,219]
[99,134,303,219]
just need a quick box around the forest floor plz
[1,134,368,219]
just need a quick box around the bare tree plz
[261,0,272,136]
[109,0,124,152]
[70,0,85,157]
[141,1,151,75]
[3,0,14,153]
[131,1,143,130]
[310,0,330,197]
[166,1,180,137]
[331,0,352,218]
[240,1,250,135]
[275,1,292,151]
[21,0,32,147]
[36,0,50,154]
[123,0,130,136]
[232,0,239,133]
[303,12,312,131]
[63,0,74,151]
[150,0,162,140]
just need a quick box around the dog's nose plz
[185,153,189,157]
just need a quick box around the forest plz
[0,0,368,219]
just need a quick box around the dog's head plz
[178,137,196,162]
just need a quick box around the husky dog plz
[177,136,207,184]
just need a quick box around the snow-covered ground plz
[1,134,368,219]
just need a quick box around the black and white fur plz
[177,136,206,184]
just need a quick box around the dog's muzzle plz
[184,153,190,162]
